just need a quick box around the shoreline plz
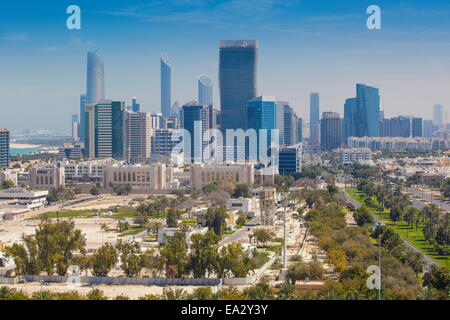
[10,143,42,149]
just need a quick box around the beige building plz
[190,163,254,190]
[0,169,18,186]
[103,163,173,191]
[29,166,65,189]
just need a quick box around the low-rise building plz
[190,163,254,190]
[226,197,259,217]
[339,148,372,165]
[0,169,18,186]
[28,165,65,189]
[0,187,48,210]
[157,226,209,248]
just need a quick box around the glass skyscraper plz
[181,102,209,163]
[0,129,10,168]
[198,75,213,107]
[344,98,356,144]
[433,104,444,128]
[320,112,343,151]
[355,84,380,137]
[309,93,320,144]
[161,53,171,117]
[219,40,258,132]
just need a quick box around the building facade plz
[320,112,342,151]
[161,53,171,117]
[0,130,9,168]
[127,112,152,162]
[309,93,320,145]
[190,163,254,190]
[29,166,65,189]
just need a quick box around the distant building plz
[279,146,302,175]
[226,198,260,217]
[282,103,298,146]
[433,104,444,128]
[309,93,320,145]
[339,148,372,165]
[151,128,181,158]
[423,120,435,138]
[84,101,127,159]
[29,165,65,189]
[181,102,210,163]
[58,142,84,160]
[0,130,10,168]
[412,117,423,137]
[297,118,303,143]
[320,112,343,151]
[198,75,213,108]
[127,112,152,163]
[348,136,449,151]
[0,169,18,186]
[131,97,141,113]
[161,53,171,117]
[103,163,175,191]
[0,187,49,210]
[190,163,254,190]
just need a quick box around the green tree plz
[205,206,228,235]
[189,231,220,278]
[91,243,118,277]
[252,229,275,246]
[160,232,189,278]
[353,206,374,227]
[232,183,251,198]
[115,240,142,278]
[166,208,181,228]
[217,243,255,278]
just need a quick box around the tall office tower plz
[127,112,152,163]
[181,102,209,163]
[354,84,380,137]
[379,118,391,137]
[84,101,126,159]
[0,129,10,168]
[282,104,298,146]
[320,112,342,151]
[151,128,179,157]
[79,94,88,141]
[389,116,411,137]
[160,53,171,117]
[379,105,385,120]
[163,117,178,129]
[309,93,320,144]
[344,98,356,144]
[247,96,276,162]
[71,114,79,140]
[412,117,423,137]
[297,118,303,143]
[86,52,105,104]
[433,104,444,128]
[198,75,213,107]
[219,40,258,133]
[131,97,141,113]
[423,120,435,138]
[150,113,163,130]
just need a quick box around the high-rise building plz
[0,130,10,168]
[151,113,163,130]
[297,118,303,143]
[84,101,126,159]
[344,98,356,143]
[282,103,298,146]
[423,120,435,138]
[151,128,180,157]
[86,52,105,104]
[71,114,79,140]
[279,146,302,175]
[379,118,391,137]
[181,102,210,163]
[412,117,423,137]
[355,84,380,137]
[389,116,411,138]
[309,93,320,144]
[131,97,141,113]
[198,75,213,108]
[161,53,171,117]
[320,112,342,151]
[433,104,444,128]
[127,112,152,163]
[247,96,276,161]
[79,94,88,141]
[219,40,258,133]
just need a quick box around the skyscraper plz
[433,104,444,128]
[309,93,320,144]
[282,104,298,146]
[79,94,88,141]
[71,114,79,140]
[198,75,213,108]
[127,112,152,162]
[412,117,423,137]
[247,96,276,161]
[320,112,342,151]
[0,130,10,168]
[219,40,258,132]
[161,53,171,117]
[389,116,411,137]
[297,118,303,143]
[355,84,380,137]
[344,98,356,144]
[131,97,141,113]
[181,102,209,163]
[86,52,105,104]
[84,101,126,159]
[423,120,435,138]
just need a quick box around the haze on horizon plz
[1,0,450,133]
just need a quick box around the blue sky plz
[1,0,450,133]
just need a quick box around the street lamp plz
[375,221,385,301]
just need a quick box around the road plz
[405,188,450,212]
[219,216,261,246]
[341,189,440,270]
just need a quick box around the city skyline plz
[2,0,450,132]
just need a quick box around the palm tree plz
[405,250,425,275]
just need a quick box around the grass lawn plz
[118,226,146,237]
[30,210,96,220]
[346,188,449,270]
